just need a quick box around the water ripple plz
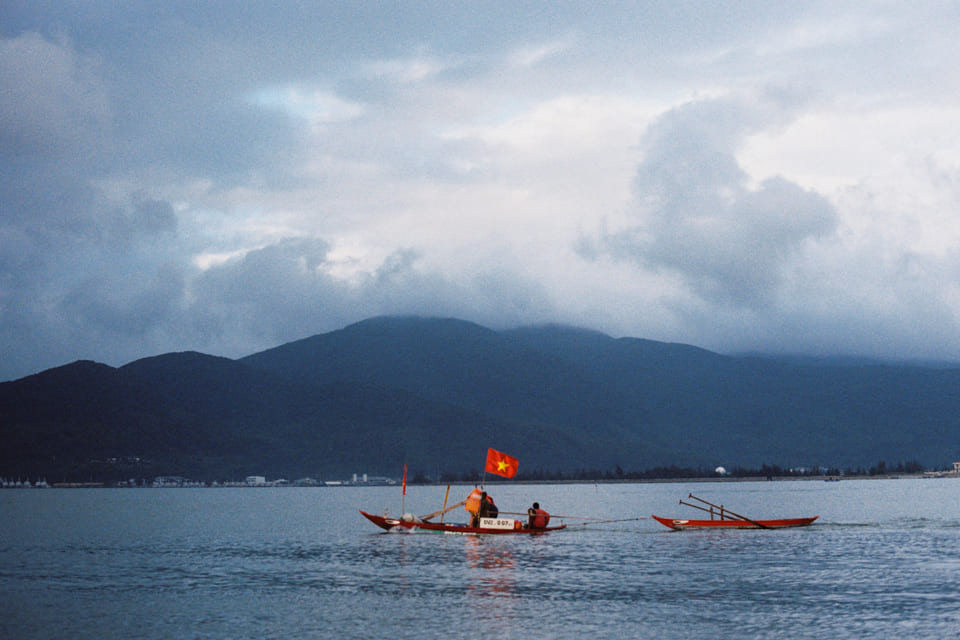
[3,482,960,639]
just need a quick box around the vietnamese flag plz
[485,448,519,478]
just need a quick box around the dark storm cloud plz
[59,263,186,338]
[186,239,439,350]
[0,31,111,155]
[129,197,177,235]
[185,238,552,353]
[0,31,111,236]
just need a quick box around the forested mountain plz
[2,316,958,483]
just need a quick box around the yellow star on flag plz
[485,448,519,478]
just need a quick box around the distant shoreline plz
[4,472,957,489]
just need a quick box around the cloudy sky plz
[2,2,960,381]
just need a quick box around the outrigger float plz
[652,493,818,531]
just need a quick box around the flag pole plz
[401,463,407,515]
[481,447,490,489]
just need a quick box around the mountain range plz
[2,315,958,483]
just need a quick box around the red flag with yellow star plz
[484,448,519,478]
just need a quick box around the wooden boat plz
[360,510,566,534]
[652,493,818,531]
[362,475,567,534]
[652,514,818,530]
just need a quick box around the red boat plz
[360,510,567,534]
[652,514,819,530]
[652,493,818,531]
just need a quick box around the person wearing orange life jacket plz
[527,502,550,529]
[466,488,499,527]
[465,487,483,527]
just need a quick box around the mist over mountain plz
[2,316,958,483]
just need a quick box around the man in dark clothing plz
[478,491,498,520]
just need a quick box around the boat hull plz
[360,510,566,534]
[360,510,406,531]
[652,514,818,530]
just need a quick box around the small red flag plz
[485,448,518,478]
[402,463,407,495]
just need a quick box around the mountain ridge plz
[3,315,959,482]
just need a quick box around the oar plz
[419,499,466,522]
[686,493,770,529]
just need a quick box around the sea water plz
[1,479,959,639]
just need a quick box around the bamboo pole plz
[419,498,466,522]
[686,493,770,529]
[440,485,450,523]
[497,510,615,521]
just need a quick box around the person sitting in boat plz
[478,491,498,519]
[465,487,483,526]
[526,502,550,529]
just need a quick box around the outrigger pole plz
[567,516,644,527]
[498,511,627,521]
[683,493,770,529]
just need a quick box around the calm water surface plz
[2,479,959,639]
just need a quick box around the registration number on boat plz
[479,518,516,530]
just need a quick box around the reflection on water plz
[464,536,516,600]
[464,536,515,570]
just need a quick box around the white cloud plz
[364,55,447,83]
[740,104,960,256]
[507,38,574,68]
[589,95,838,307]
[753,10,893,57]
[249,86,366,128]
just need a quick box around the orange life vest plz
[465,488,483,514]
[530,508,550,528]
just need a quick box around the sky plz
[2,1,960,381]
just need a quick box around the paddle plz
[419,499,466,522]
[685,493,771,529]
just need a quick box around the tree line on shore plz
[419,460,928,484]
[2,460,931,488]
